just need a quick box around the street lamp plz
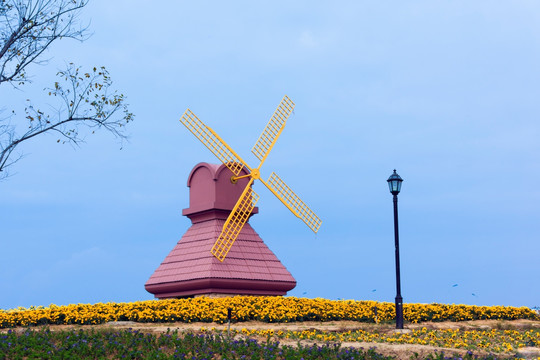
[387,169,404,329]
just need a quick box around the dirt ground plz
[3,319,540,359]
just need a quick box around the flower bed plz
[0,297,537,328]
[230,327,540,354]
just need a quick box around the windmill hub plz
[230,168,261,183]
[250,168,261,180]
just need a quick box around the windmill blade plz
[211,179,259,262]
[251,95,295,166]
[262,172,321,233]
[180,109,250,176]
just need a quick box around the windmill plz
[179,95,321,262]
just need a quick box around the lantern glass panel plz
[395,180,402,193]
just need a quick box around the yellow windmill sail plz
[180,109,250,177]
[211,179,259,262]
[179,95,321,262]
[261,172,322,233]
[251,95,295,165]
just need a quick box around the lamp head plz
[387,169,403,195]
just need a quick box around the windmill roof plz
[182,162,258,216]
[145,218,296,298]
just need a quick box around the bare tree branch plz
[0,0,89,85]
[0,1,134,180]
[0,64,133,178]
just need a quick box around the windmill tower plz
[145,96,321,298]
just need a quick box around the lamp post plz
[387,169,404,329]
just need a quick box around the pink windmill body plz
[145,162,296,298]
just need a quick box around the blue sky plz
[1,1,539,310]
